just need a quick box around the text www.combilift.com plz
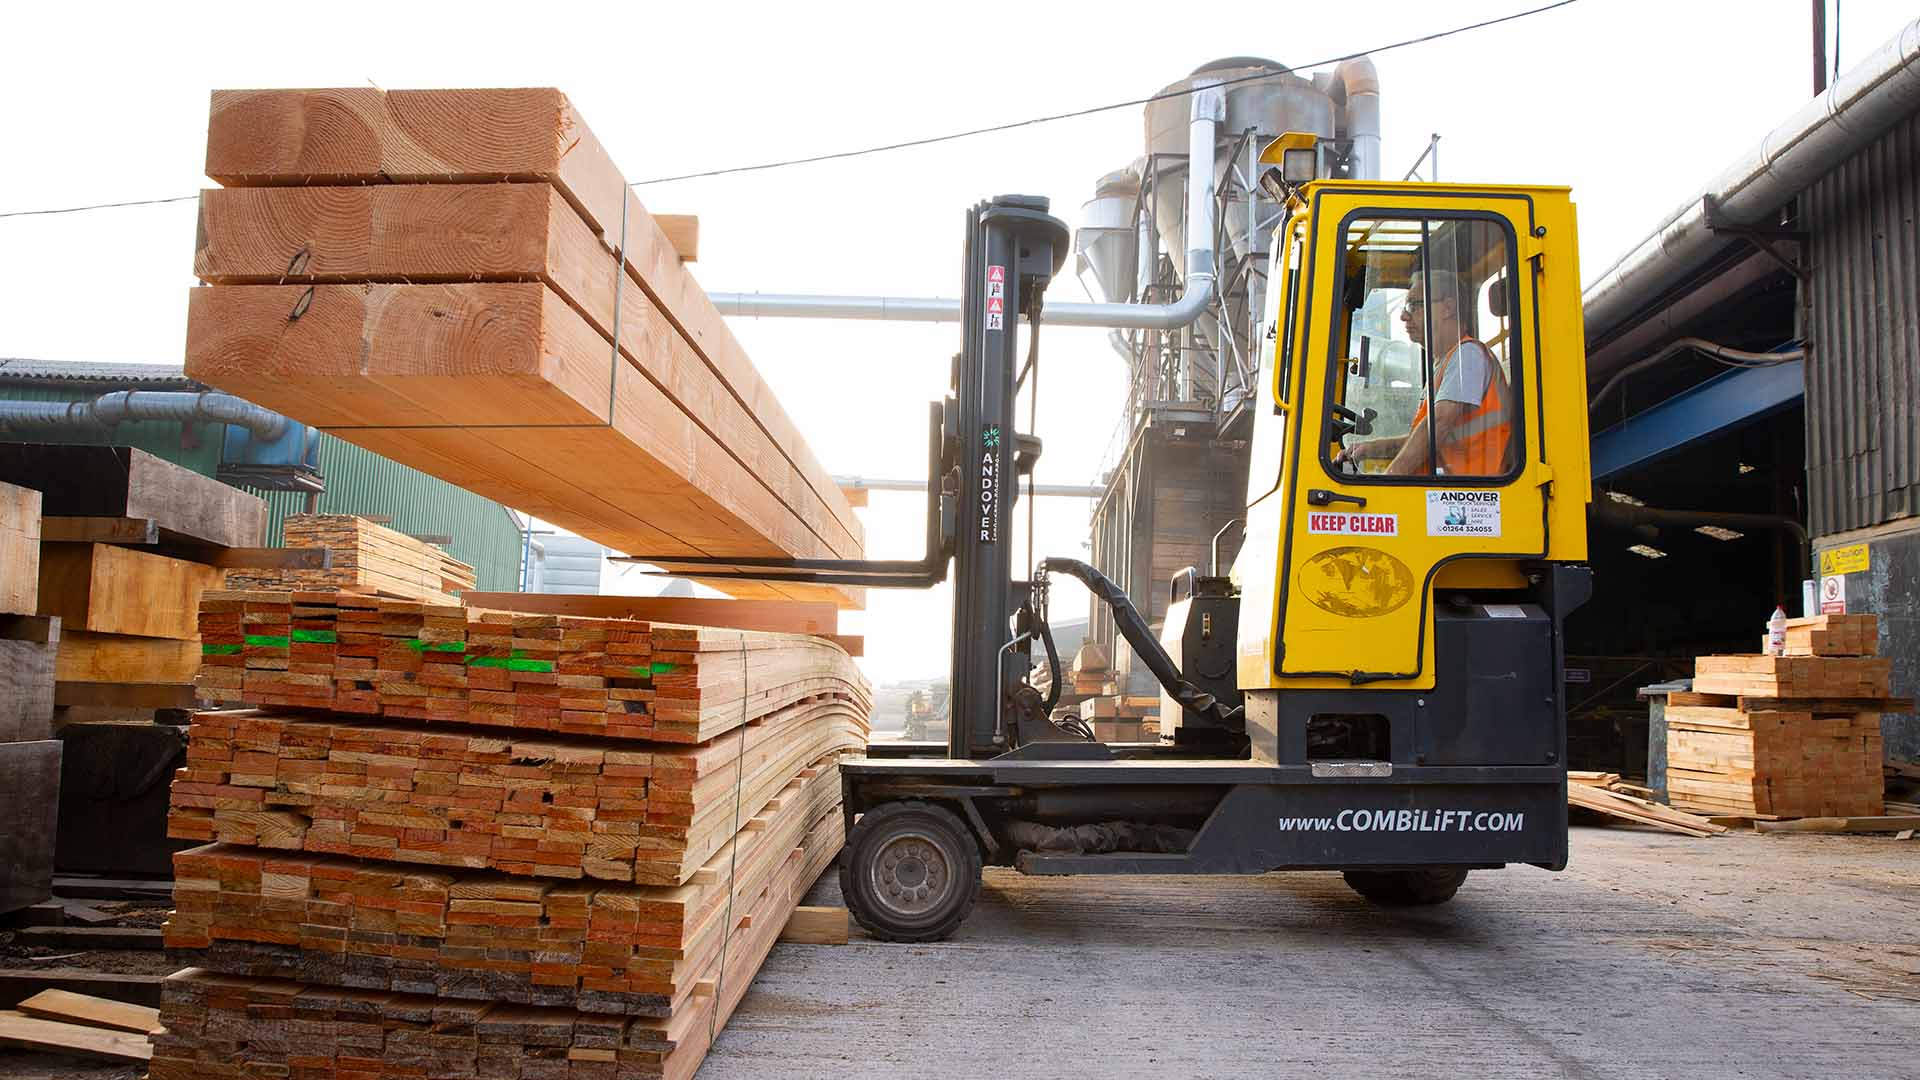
[1275,809,1526,832]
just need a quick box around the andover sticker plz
[1426,490,1501,537]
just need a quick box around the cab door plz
[1275,190,1547,686]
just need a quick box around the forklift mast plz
[947,197,1069,760]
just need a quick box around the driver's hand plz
[1337,442,1365,463]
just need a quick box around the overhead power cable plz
[0,194,197,220]
[627,0,1579,186]
[0,0,1578,220]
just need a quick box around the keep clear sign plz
[985,265,1005,330]
[1426,490,1501,537]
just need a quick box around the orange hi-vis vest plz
[1410,337,1512,476]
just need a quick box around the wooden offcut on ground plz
[184,87,863,607]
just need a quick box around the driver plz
[1338,269,1512,476]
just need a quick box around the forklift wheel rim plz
[866,827,954,923]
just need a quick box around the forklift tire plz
[840,800,983,942]
[1341,868,1470,906]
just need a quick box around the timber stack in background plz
[1050,643,1163,742]
[0,444,296,880]
[1668,615,1909,821]
[225,513,476,602]
[183,86,864,609]
[156,587,870,1078]
[0,444,273,720]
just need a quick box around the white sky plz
[2,0,1911,683]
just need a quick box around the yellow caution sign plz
[1819,543,1870,577]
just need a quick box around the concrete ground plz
[705,827,1920,1080]
[3,828,1913,1078]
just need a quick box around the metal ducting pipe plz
[1591,500,1809,566]
[1583,18,1920,339]
[0,391,289,441]
[1334,57,1382,180]
[711,88,1225,333]
[1589,337,1806,416]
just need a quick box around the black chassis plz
[841,756,1567,876]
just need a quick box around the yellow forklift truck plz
[642,135,1592,940]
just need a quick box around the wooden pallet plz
[183,87,863,608]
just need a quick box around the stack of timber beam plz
[0,444,281,713]
[1669,624,1907,819]
[225,514,475,602]
[0,478,62,915]
[159,588,868,1078]
[183,87,864,608]
[1775,613,1879,657]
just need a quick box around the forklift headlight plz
[1282,147,1317,184]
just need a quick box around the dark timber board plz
[0,444,267,549]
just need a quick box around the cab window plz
[1322,215,1521,482]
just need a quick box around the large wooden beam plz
[0,445,265,549]
[0,480,39,616]
[56,631,202,686]
[38,543,222,640]
[192,184,857,561]
[195,88,864,609]
[187,283,856,606]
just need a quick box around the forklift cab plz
[1237,133,1591,697]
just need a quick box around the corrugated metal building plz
[1803,110,1920,536]
[0,359,524,591]
[1576,20,1920,765]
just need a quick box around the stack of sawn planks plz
[1669,615,1906,819]
[183,87,863,608]
[226,514,475,602]
[191,589,857,744]
[157,589,869,1079]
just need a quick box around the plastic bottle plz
[1766,605,1787,656]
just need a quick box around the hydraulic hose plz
[1038,557,1242,725]
[1035,607,1063,715]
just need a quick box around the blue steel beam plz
[1590,359,1805,481]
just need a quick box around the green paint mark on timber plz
[202,643,243,656]
[468,656,555,673]
[405,639,467,653]
[243,634,289,648]
[651,662,675,675]
[291,629,337,643]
